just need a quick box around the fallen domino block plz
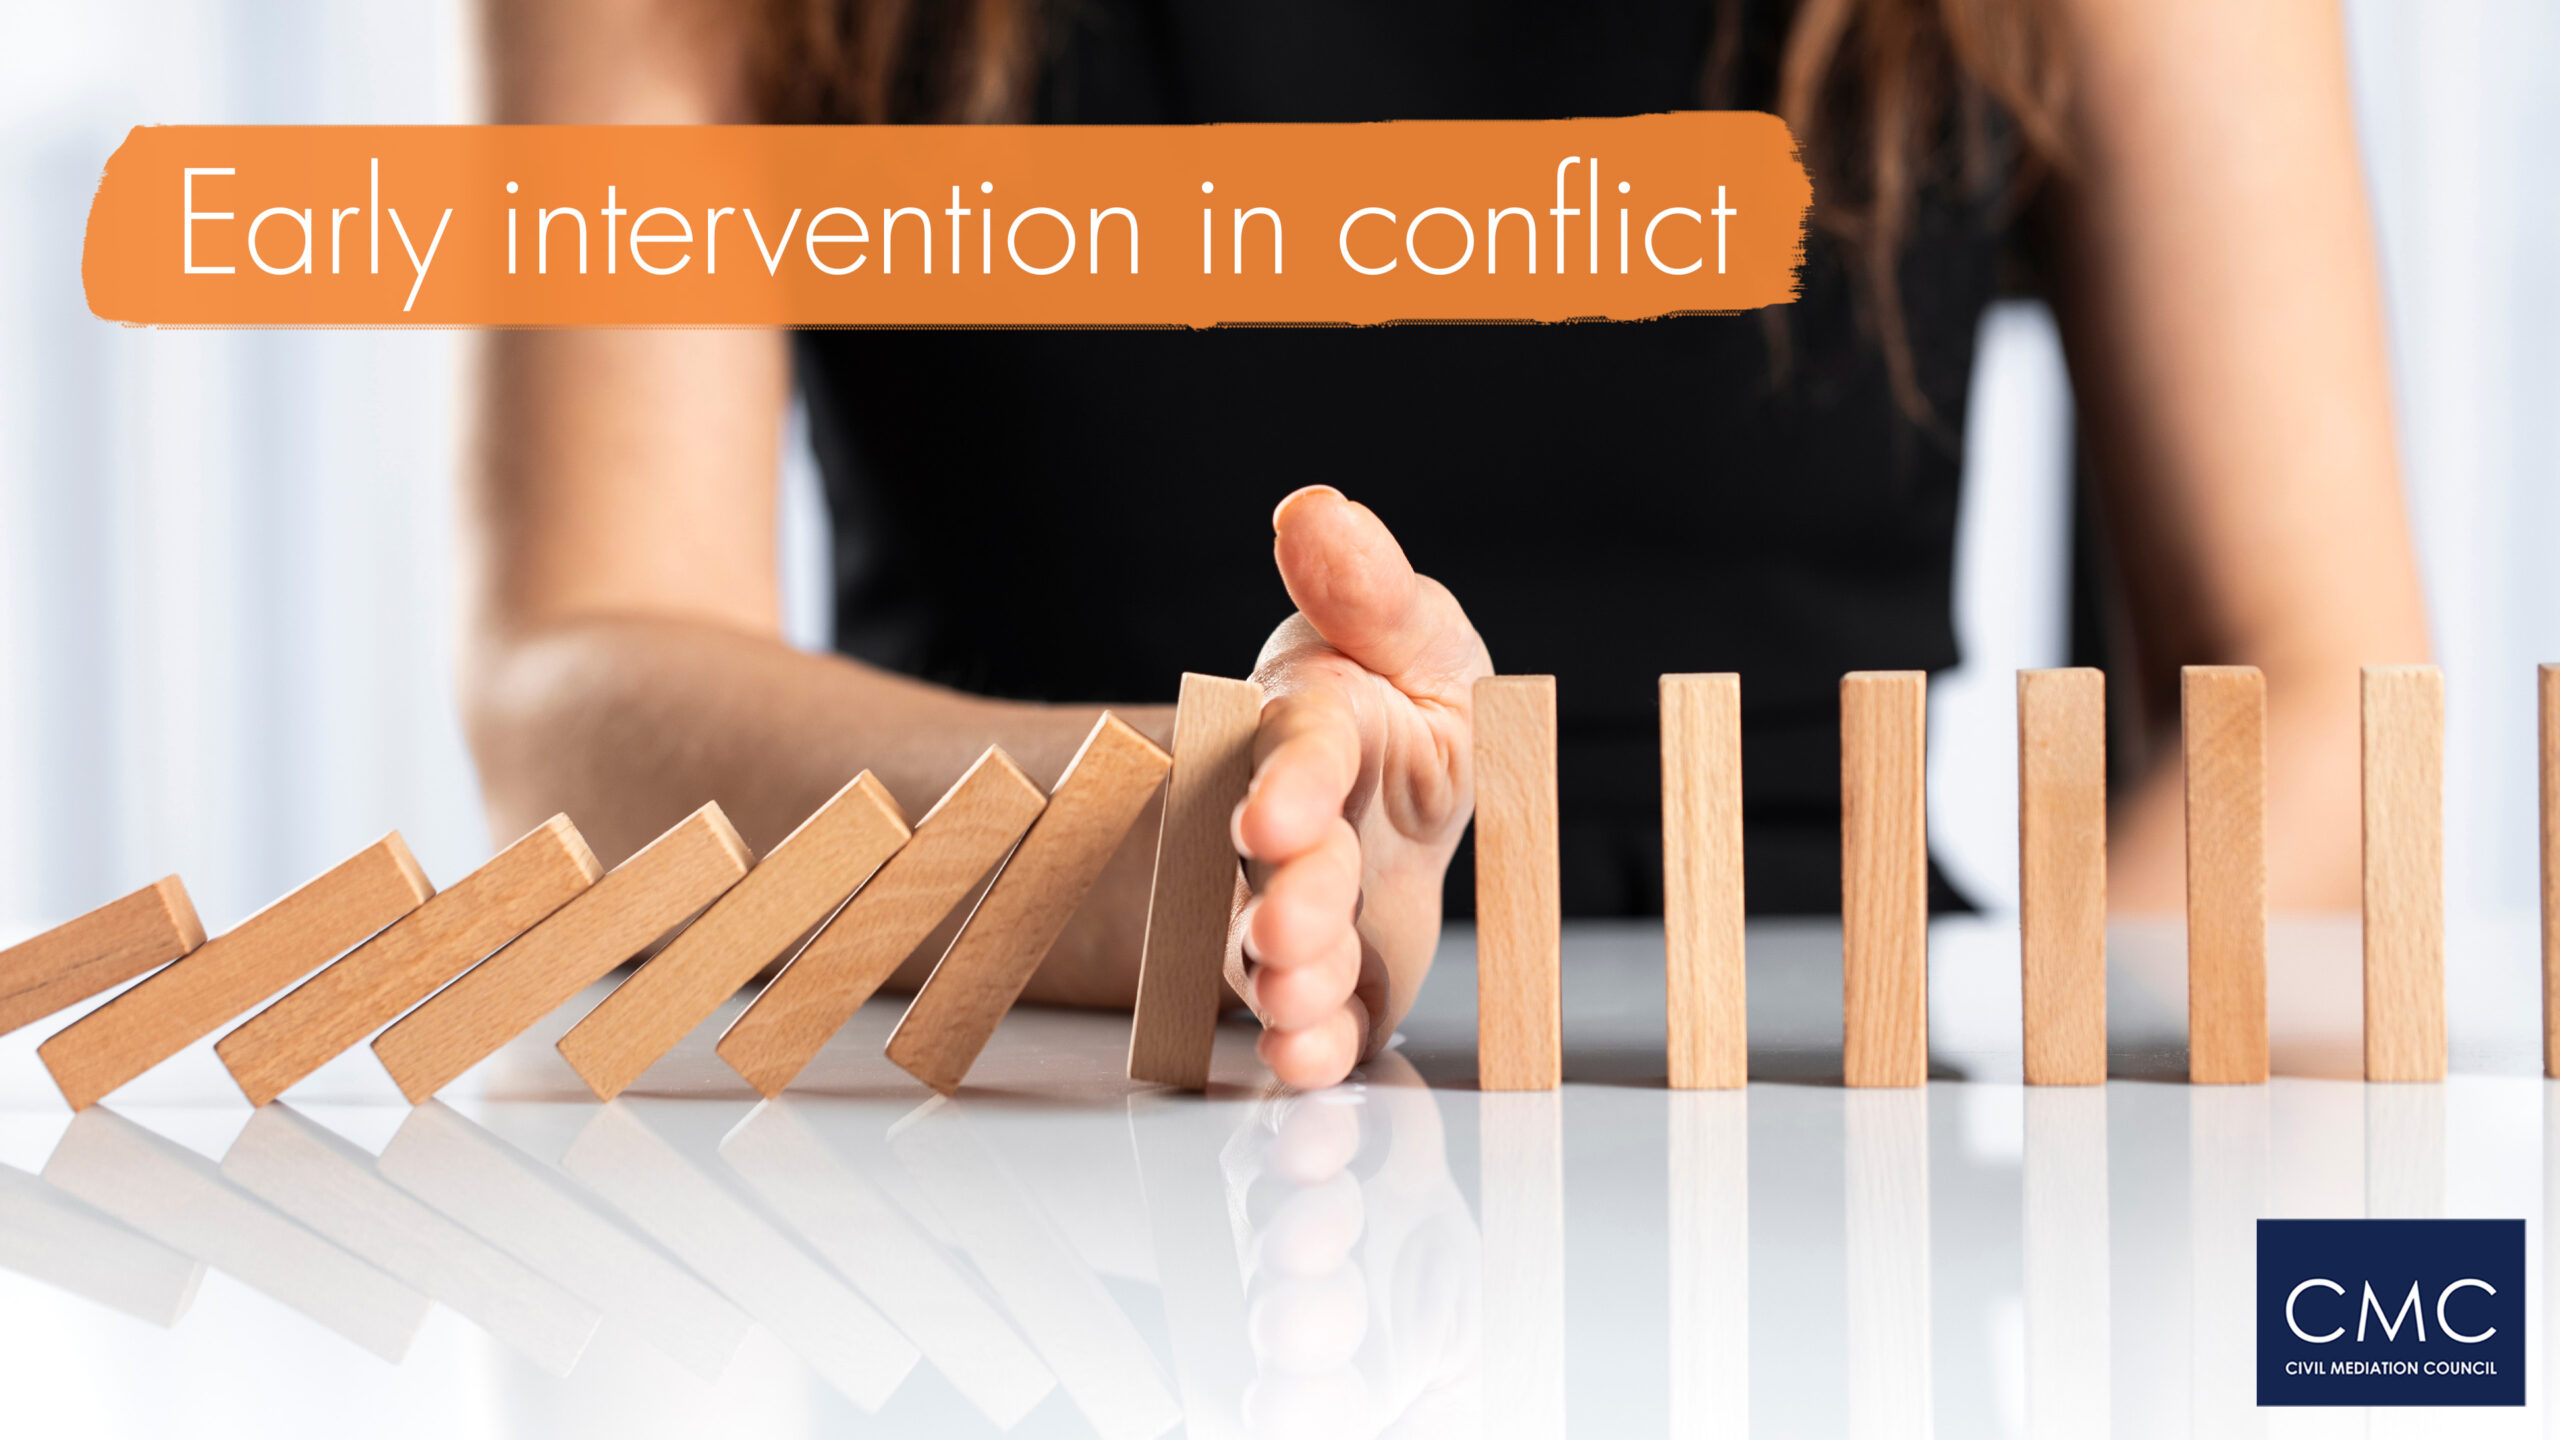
[0,877,204,1039]
[40,837,432,1110]
[885,713,1170,1094]
[216,817,603,1107]
[371,804,751,1103]
[1128,673,1260,1090]
[2362,664,2445,1082]
[1476,675,1561,1091]
[2183,665,2267,1084]
[2018,668,2106,1086]
[718,748,1047,1097]
[1661,673,1744,1090]
[556,774,909,1101]
[1841,672,1927,1088]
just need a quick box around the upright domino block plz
[0,877,204,1038]
[371,804,752,1103]
[2544,664,2559,1079]
[1128,673,1261,1090]
[1840,672,1927,1088]
[215,817,603,1107]
[885,714,1171,1094]
[1476,675,1561,1091]
[40,837,432,1110]
[2183,666,2267,1085]
[2362,665,2445,1082]
[2018,668,2107,1086]
[556,774,910,1101]
[1661,673,1745,1090]
[719,749,1048,1097]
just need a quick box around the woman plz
[462,0,2428,1089]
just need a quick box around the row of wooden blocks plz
[4,663,2553,1108]
[1474,662,2560,1091]
[0,679,1262,1111]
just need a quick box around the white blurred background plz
[0,1,2552,939]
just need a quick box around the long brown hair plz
[752,0,2070,420]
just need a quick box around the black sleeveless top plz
[800,1,2008,916]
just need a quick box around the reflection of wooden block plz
[1662,674,1745,1090]
[1841,672,1928,1088]
[719,749,1046,1097]
[217,818,603,1107]
[558,776,909,1101]
[372,805,751,1103]
[1128,673,1260,1090]
[40,837,432,1110]
[1476,675,1561,1091]
[2019,668,2107,1086]
[2544,665,2559,1079]
[2362,665,2445,1082]
[2184,666,2267,1085]
[885,714,1170,1095]
[0,877,204,1039]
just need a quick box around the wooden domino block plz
[555,775,909,1101]
[1841,672,1928,1088]
[0,877,204,1038]
[2362,665,2445,1082]
[215,818,603,1107]
[2018,668,2107,1086]
[2544,664,2559,1079]
[884,713,1170,1095]
[718,749,1047,1097]
[371,804,752,1103]
[1661,673,1745,1090]
[39,837,432,1110]
[1476,675,1562,1091]
[2184,665,2267,1085]
[1128,673,1260,1090]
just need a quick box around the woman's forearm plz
[464,613,1172,1004]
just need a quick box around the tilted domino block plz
[885,713,1170,1095]
[1127,673,1260,1090]
[0,876,204,1039]
[719,747,1047,1098]
[371,804,750,1103]
[217,816,602,1107]
[40,836,432,1110]
[557,774,908,1101]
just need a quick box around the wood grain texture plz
[885,713,1170,1095]
[1128,673,1261,1090]
[371,804,751,1103]
[2184,665,2268,1085]
[39,837,432,1110]
[0,877,204,1038]
[2018,668,2107,1086]
[557,775,909,1101]
[719,749,1047,1097]
[215,818,602,1107]
[1661,673,1745,1090]
[2362,665,2445,1082]
[1476,675,1562,1091]
[1840,672,1928,1088]
[2543,665,2558,1079]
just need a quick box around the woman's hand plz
[1235,487,1492,1090]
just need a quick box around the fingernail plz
[1272,484,1342,532]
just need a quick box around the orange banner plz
[84,115,1808,328]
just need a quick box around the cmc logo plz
[2258,1219,2523,1407]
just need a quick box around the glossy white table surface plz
[0,914,2552,1438]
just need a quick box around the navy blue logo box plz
[2258,1218,2524,1407]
